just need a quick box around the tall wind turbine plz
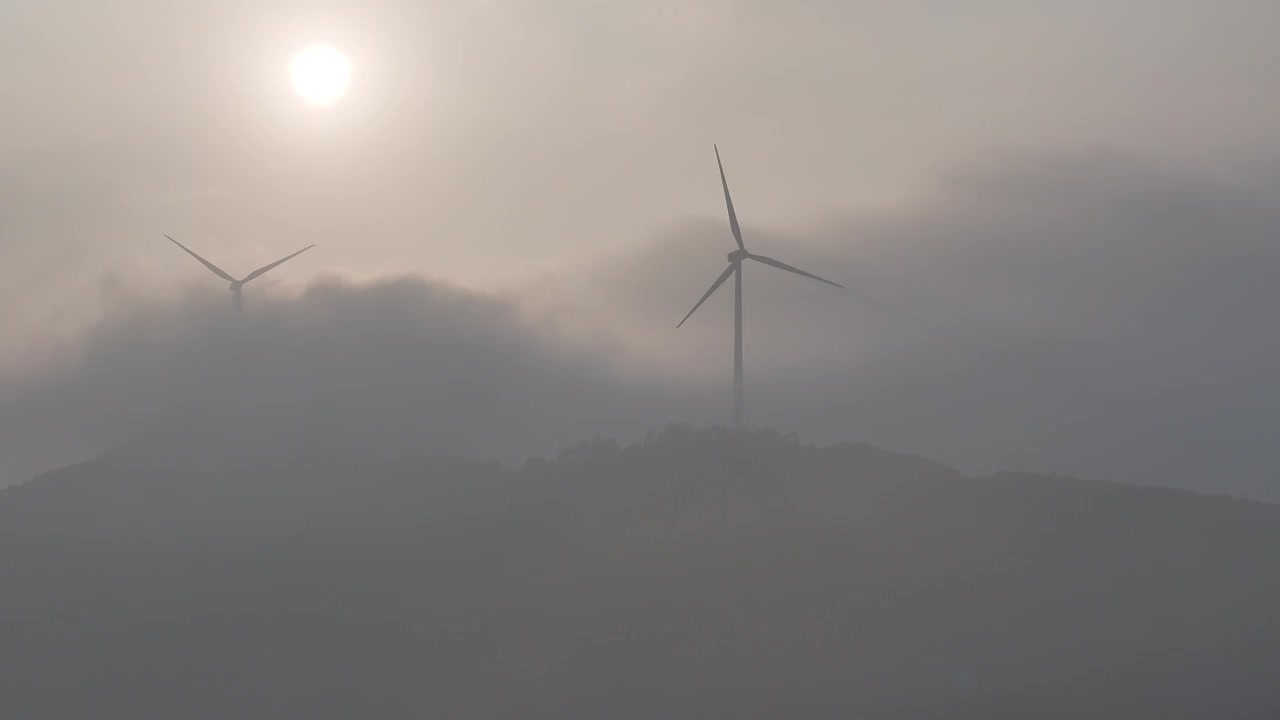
[165,235,315,312]
[678,146,844,429]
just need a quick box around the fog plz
[9,3,1280,716]
[8,150,1280,500]
[535,149,1280,497]
[6,1,1280,497]
[6,0,1280,347]
[0,273,704,487]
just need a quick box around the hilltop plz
[1,426,1278,719]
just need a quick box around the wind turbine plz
[677,146,844,430]
[165,235,315,313]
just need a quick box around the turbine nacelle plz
[728,248,750,263]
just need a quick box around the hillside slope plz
[2,427,1278,719]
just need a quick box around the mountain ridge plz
[2,426,1278,718]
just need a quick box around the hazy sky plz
[5,1,1280,494]
[5,0,1280,333]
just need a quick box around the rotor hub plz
[727,249,749,263]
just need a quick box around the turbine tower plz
[165,235,315,313]
[678,146,844,429]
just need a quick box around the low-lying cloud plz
[532,150,1280,499]
[6,150,1280,500]
[0,275,709,488]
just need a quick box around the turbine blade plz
[165,235,236,283]
[678,264,736,328]
[715,144,745,250]
[241,244,316,284]
[748,253,845,288]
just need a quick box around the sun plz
[289,44,351,107]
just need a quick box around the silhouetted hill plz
[2,426,1278,719]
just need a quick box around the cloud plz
[7,149,1280,501]
[530,149,1280,499]
[0,273,711,487]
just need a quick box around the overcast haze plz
[6,0,1280,497]
[10,4,1280,717]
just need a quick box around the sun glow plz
[289,44,352,107]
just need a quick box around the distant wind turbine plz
[165,235,315,312]
[678,146,844,429]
